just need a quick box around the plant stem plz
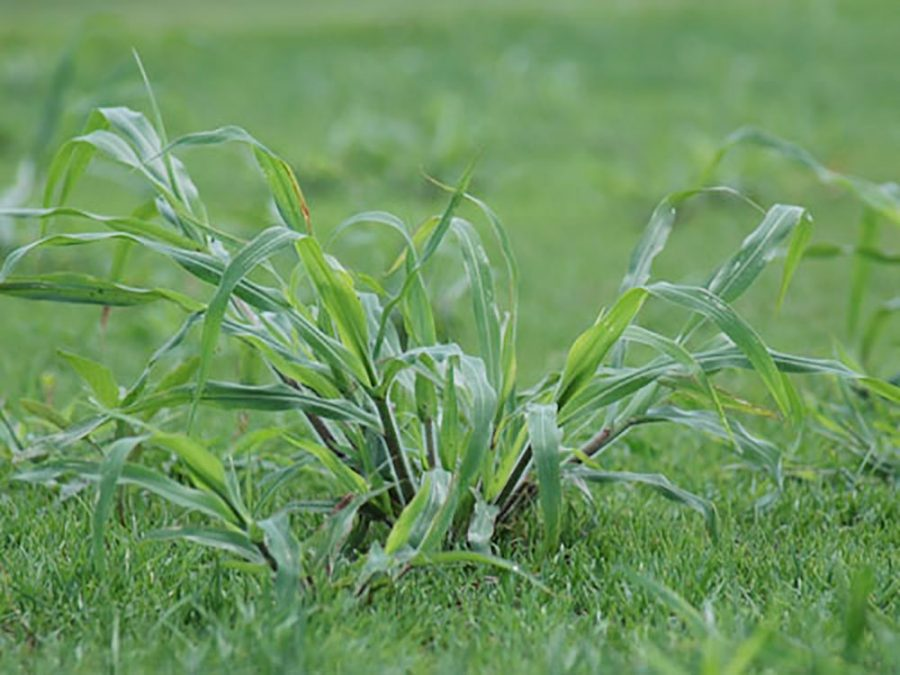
[374,394,416,504]
[497,418,644,523]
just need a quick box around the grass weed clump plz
[1,67,898,595]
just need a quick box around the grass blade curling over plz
[3,73,896,603]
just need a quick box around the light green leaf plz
[526,403,563,553]
[557,287,648,407]
[59,350,120,408]
[93,436,146,568]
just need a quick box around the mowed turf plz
[0,0,898,672]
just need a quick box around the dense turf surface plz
[1,0,897,672]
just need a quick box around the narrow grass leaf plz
[92,436,146,568]
[526,404,563,553]
[191,226,304,429]
[557,287,648,407]
[648,282,798,422]
[144,527,264,564]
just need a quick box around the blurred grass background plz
[2,0,898,396]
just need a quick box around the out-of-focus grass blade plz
[858,377,900,404]
[526,403,563,553]
[19,398,69,430]
[374,165,472,355]
[645,405,780,478]
[625,570,712,637]
[151,431,249,526]
[861,296,900,368]
[122,313,202,407]
[438,357,460,470]
[848,209,878,336]
[619,187,763,295]
[623,325,733,444]
[329,210,436,347]
[574,468,717,539]
[93,436,146,568]
[59,350,120,408]
[409,550,550,593]
[467,497,499,554]
[0,272,197,309]
[709,127,900,226]
[0,207,202,251]
[557,287,648,407]
[144,527,264,564]
[648,282,798,422]
[560,344,862,428]
[843,566,875,661]
[44,109,107,207]
[258,512,302,595]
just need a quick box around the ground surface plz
[0,0,898,672]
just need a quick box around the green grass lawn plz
[1,0,898,672]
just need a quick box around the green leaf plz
[467,497,499,554]
[526,404,563,553]
[191,225,305,429]
[438,358,460,470]
[15,460,237,524]
[706,204,809,304]
[385,469,452,554]
[373,165,473,356]
[0,272,196,309]
[284,435,369,495]
[295,236,372,383]
[453,218,502,393]
[776,210,814,311]
[92,436,147,568]
[160,126,311,231]
[861,296,900,367]
[557,287,648,406]
[848,209,878,336]
[421,356,497,551]
[0,207,202,251]
[619,187,762,294]
[151,432,247,526]
[59,350,120,408]
[710,127,900,226]
[145,527,264,564]
[648,282,798,422]
[258,512,302,597]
